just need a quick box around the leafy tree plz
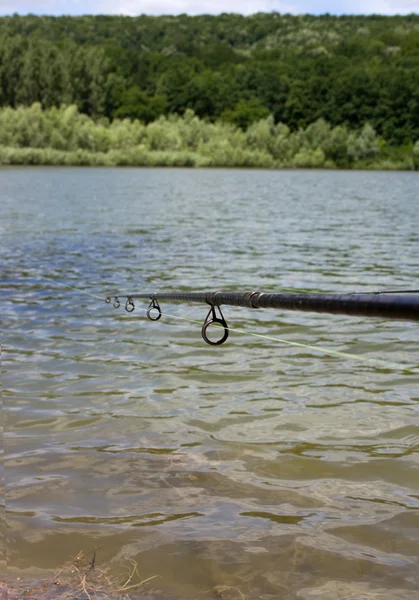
[114,86,166,123]
[221,98,270,130]
[347,123,379,162]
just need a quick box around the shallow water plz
[2,167,419,599]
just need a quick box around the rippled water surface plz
[2,167,419,599]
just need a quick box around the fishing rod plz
[106,289,419,346]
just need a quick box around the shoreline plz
[0,147,417,171]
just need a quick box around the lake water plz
[2,167,419,599]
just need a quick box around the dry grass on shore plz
[1,550,246,600]
[0,550,160,600]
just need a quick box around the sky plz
[0,0,417,17]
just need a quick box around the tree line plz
[1,104,418,169]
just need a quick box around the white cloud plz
[0,0,54,13]
[79,0,419,15]
[0,0,417,15]
[85,0,300,17]
[334,0,419,14]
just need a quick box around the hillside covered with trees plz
[1,13,418,168]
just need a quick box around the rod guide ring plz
[202,305,229,346]
[147,298,162,321]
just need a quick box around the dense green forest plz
[1,13,419,168]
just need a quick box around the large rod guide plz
[106,290,419,346]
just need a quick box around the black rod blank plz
[126,291,419,321]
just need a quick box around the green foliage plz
[221,98,270,130]
[347,123,380,162]
[413,140,419,169]
[0,104,416,170]
[114,86,167,123]
[0,14,418,146]
[294,147,326,168]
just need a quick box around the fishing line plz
[146,308,418,373]
[359,289,419,295]
[40,277,106,301]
